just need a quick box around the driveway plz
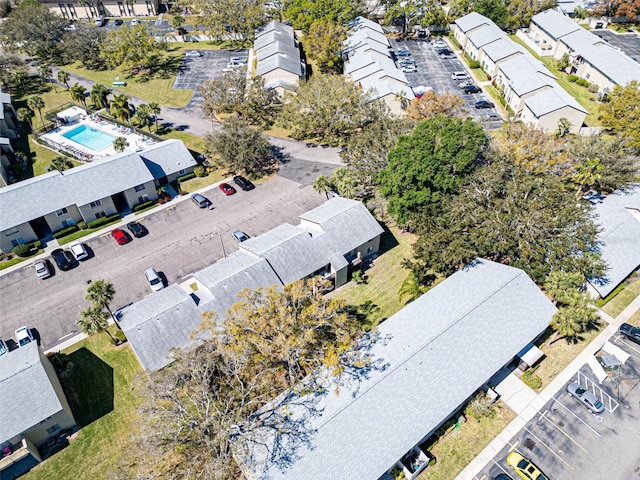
[0,177,327,350]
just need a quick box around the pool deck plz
[41,115,156,161]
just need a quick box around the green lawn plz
[509,36,600,126]
[602,277,640,318]
[336,226,416,328]
[24,331,144,480]
[159,129,207,155]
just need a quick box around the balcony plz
[0,439,30,471]
[390,444,434,480]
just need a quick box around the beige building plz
[0,342,77,479]
[39,0,159,20]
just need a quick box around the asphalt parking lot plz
[390,38,502,129]
[0,177,326,351]
[476,332,640,480]
[591,30,640,63]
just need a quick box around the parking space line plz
[537,409,587,453]
[615,335,640,355]
[491,458,512,476]
[508,440,519,452]
[551,397,602,436]
[522,428,574,470]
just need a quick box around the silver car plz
[566,382,605,414]
[144,268,164,292]
[232,230,250,242]
[69,241,89,261]
[34,261,51,280]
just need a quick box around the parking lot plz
[591,30,640,63]
[476,332,640,480]
[390,38,502,129]
[0,177,326,351]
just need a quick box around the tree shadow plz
[51,347,114,427]
[378,226,400,255]
[270,144,292,165]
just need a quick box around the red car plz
[219,182,236,195]
[111,228,130,245]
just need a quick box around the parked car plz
[229,56,248,64]
[191,193,212,208]
[0,339,8,356]
[114,18,123,25]
[459,81,475,89]
[399,58,416,65]
[619,323,640,345]
[185,50,202,57]
[506,452,549,480]
[95,15,105,26]
[437,48,453,55]
[451,71,469,80]
[15,327,35,347]
[144,268,164,292]
[219,182,236,196]
[111,228,130,245]
[34,261,51,280]
[475,100,495,109]
[395,49,412,56]
[130,18,140,26]
[232,230,250,242]
[462,85,481,94]
[401,65,418,73]
[127,221,146,238]
[486,112,501,119]
[51,248,73,271]
[566,382,605,414]
[413,85,433,98]
[494,475,514,480]
[69,241,89,261]
[233,175,255,191]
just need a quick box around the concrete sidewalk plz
[456,296,640,480]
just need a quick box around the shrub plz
[87,213,120,229]
[595,282,625,306]
[78,220,88,230]
[193,165,207,177]
[53,225,80,239]
[588,83,599,93]
[12,244,32,257]
[133,200,155,212]
[115,329,127,343]
[177,172,196,182]
[522,368,543,389]
[469,59,480,69]
[464,391,497,420]
[567,74,579,82]
[575,78,590,87]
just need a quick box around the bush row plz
[53,225,80,239]
[177,172,196,182]
[133,200,156,212]
[87,213,121,229]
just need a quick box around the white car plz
[185,50,202,57]
[401,65,418,73]
[15,327,34,347]
[0,339,8,356]
[144,268,164,292]
[34,261,51,280]
[130,18,140,26]
[69,241,89,261]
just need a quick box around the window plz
[585,73,590,79]
[138,195,149,203]
[134,184,146,192]
[11,238,25,247]
[46,424,61,435]
[62,219,76,228]
[179,169,186,175]
[56,208,69,216]
[90,200,102,208]
[367,246,374,253]
[95,211,106,219]
[5,228,19,236]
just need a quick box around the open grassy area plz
[509,36,600,126]
[159,129,207,154]
[24,330,144,480]
[179,170,225,193]
[601,276,640,318]
[422,401,516,480]
[335,226,416,328]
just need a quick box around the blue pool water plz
[62,125,117,151]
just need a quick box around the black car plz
[127,221,146,238]
[114,19,123,25]
[233,175,255,191]
[51,248,73,271]
[475,100,495,109]
[462,85,481,94]
[437,48,453,55]
[619,323,640,345]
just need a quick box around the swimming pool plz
[62,125,117,152]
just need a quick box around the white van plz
[144,268,164,292]
[95,15,105,27]
[451,72,469,81]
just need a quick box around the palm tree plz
[86,279,121,328]
[78,306,115,342]
[148,102,161,132]
[132,103,152,131]
[543,271,584,306]
[38,64,56,92]
[312,175,332,199]
[90,84,112,110]
[27,96,46,129]
[398,272,423,303]
[110,93,130,123]
[17,107,35,132]
[548,307,586,345]
[574,157,604,198]
[69,83,87,108]
[49,156,74,172]
[113,136,129,152]
[57,70,70,90]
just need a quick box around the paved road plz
[0,177,326,350]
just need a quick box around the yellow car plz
[506,452,549,480]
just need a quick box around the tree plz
[49,156,73,172]
[544,271,585,306]
[17,107,35,131]
[171,13,185,31]
[406,90,468,120]
[0,55,28,92]
[573,157,604,198]
[99,23,161,71]
[69,83,87,108]
[27,96,45,129]
[148,102,161,132]
[599,81,640,149]
[475,0,508,26]
[556,53,571,72]
[278,74,391,146]
[57,70,70,90]
[90,84,112,110]
[378,115,486,225]
[195,0,264,43]
[113,136,129,152]
[132,103,153,131]
[62,23,107,70]
[556,117,572,138]
[548,293,599,344]
[200,68,248,118]
[205,115,272,178]
[2,2,67,64]
[328,167,359,198]
[85,279,120,328]
[398,272,425,303]
[110,93,130,123]
[78,306,116,342]
[384,0,421,36]
[313,175,333,199]
[305,20,346,74]
[38,64,56,93]
[284,0,357,33]
[591,0,640,20]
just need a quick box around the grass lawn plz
[335,226,416,328]
[601,277,640,318]
[24,330,144,480]
[179,170,225,193]
[422,401,516,480]
[159,129,207,155]
[509,36,600,126]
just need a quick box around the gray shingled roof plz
[140,140,197,178]
[499,54,556,96]
[254,30,294,52]
[524,85,587,116]
[237,259,557,480]
[255,21,302,78]
[454,12,493,33]
[467,25,504,49]
[0,342,65,442]
[117,285,204,372]
[255,21,294,40]
[588,186,640,297]
[352,16,384,34]
[482,38,524,63]
[530,8,580,40]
